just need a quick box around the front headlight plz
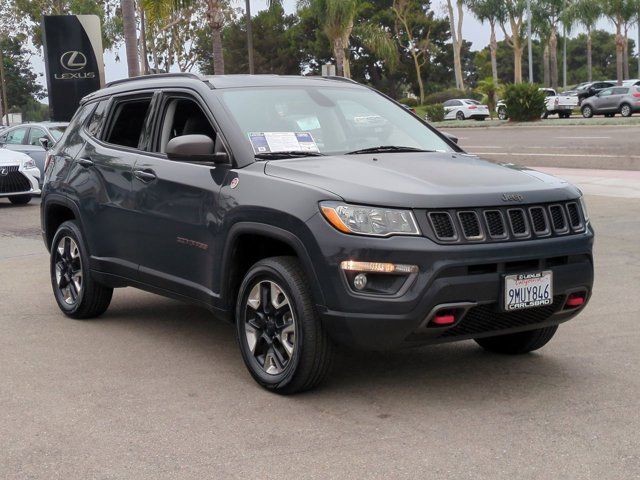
[579,195,589,223]
[320,201,420,237]
[23,159,37,170]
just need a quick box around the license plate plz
[503,271,553,311]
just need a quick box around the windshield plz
[218,86,453,156]
[49,126,66,141]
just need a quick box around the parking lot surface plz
[1,171,640,479]
[450,124,640,170]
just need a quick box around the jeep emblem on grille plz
[502,193,524,202]
[0,167,8,176]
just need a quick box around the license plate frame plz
[502,271,553,312]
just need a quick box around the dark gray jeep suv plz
[41,74,594,393]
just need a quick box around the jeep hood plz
[264,152,580,208]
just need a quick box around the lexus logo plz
[60,51,87,71]
[0,167,8,176]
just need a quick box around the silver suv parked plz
[581,86,640,118]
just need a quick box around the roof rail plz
[321,75,359,84]
[105,72,202,88]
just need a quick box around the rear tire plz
[236,256,334,394]
[620,103,632,117]
[456,110,465,121]
[581,105,593,118]
[498,107,508,120]
[9,195,31,205]
[50,220,113,319]
[475,325,558,354]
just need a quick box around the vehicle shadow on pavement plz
[96,291,574,398]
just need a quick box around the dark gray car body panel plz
[41,74,594,349]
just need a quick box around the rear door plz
[593,88,614,112]
[25,126,48,175]
[71,93,158,279]
[611,87,629,111]
[131,90,230,303]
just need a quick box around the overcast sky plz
[30,0,637,97]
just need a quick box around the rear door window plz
[104,97,153,149]
[28,127,47,145]
[612,87,628,95]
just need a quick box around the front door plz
[131,92,230,304]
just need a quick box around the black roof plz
[84,73,360,103]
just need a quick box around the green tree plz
[466,0,506,84]
[0,35,45,119]
[121,0,139,77]
[301,0,397,78]
[533,0,566,90]
[600,0,637,84]
[500,0,527,83]
[564,0,602,81]
[476,76,499,116]
[445,0,465,89]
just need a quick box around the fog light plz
[353,273,368,291]
[340,260,418,274]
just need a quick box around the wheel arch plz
[43,196,81,252]
[220,222,325,320]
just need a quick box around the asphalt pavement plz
[1,167,640,479]
[448,124,640,170]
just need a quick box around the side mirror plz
[39,137,50,150]
[443,132,459,144]
[166,134,229,164]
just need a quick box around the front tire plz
[9,195,31,205]
[581,105,594,118]
[50,221,113,319]
[475,325,558,354]
[236,256,334,394]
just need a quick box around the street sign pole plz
[527,0,533,83]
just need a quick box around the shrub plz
[423,103,445,122]
[398,97,419,107]
[501,83,546,121]
[424,88,482,105]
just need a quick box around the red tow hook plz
[431,311,456,326]
[565,292,586,309]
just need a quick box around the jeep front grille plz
[0,166,31,194]
[423,200,586,244]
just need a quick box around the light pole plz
[527,0,533,83]
[245,0,255,74]
[563,24,567,89]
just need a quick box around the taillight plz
[632,91,640,98]
[468,105,477,110]
[44,152,54,171]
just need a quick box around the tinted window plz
[157,97,216,153]
[613,87,628,95]
[465,100,480,105]
[104,98,152,148]
[450,100,462,106]
[4,127,27,145]
[443,100,453,107]
[86,100,109,137]
[28,127,47,145]
[599,89,613,97]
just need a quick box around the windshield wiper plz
[345,146,435,155]
[254,151,325,160]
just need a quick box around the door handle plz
[77,157,94,168]
[134,169,157,182]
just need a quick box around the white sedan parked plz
[443,99,490,121]
[0,148,41,204]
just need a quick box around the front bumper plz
[308,214,594,350]
[0,166,41,197]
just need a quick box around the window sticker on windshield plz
[248,132,320,153]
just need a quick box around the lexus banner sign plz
[42,15,105,121]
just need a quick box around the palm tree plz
[121,0,140,77]
[601,0,636,84]
[246,1,283,74]
[533,0,564,91]
[301,0,397,79]
[565,0,601,82]
[445,0,465,90]
[500,0,527,83]
[466,0,506,85]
